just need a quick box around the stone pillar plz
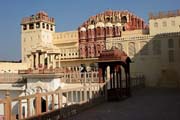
[58,92,62,108]
[98,67,103,83]
[58,54,61,68]
[113,66,115,88]
[71,91,74,103]
[41,53,45,68]
[89,86,92,100]
[35,92,41,115]
[79,89,82,103]
[110,67,113,89]
[47,54,50,69]
[31,54,34,69]
[75,91,78,103]
[52,54,55,69]
[4,91,11,120]
[27,98,30,117]
[35,52,39,69]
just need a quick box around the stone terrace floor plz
[71,87,180,120]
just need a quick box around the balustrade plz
[0,82,105,120]
[0,72,145,120]
[63,72,99,83]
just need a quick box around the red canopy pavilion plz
[98,47,131,101]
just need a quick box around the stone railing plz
[0,83,105,120]
[63,72,99,83]
[130,73,145,88]
[0,71,145,120]
[18,68,64,74]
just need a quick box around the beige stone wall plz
[21,23,55,63]
[0,62,29,73]
[53,31,79,59]
[106,32,180,87]
[122,29,149,36]
[53,31,78,45]
[149,16,180,35]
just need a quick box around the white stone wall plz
[26,77,62,94]
[0,62,29,73]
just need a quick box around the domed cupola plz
[105,22,113,27]
[114,23,122,37]
[105,22,113,37]
[115,23,122,27]
[95,22,105,28]
[79,27,87,40]
[88,24,95,29]
[87,24,95,39]
[80,27,86,32]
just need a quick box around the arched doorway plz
[33,87,47,113]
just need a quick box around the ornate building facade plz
[78,10,146,58]
[0,9,177,87]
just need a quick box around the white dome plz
[105,22,113,27]
[88,24,95,29]
[80,27,86,32]
[115,23,122,27]
[95,22,105,27]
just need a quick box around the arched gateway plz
[97,47,131,101]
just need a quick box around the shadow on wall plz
[130,32,180,87]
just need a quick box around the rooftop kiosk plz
[98,47,131,101]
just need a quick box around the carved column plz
[35,52,39,69]
[52,54,56,69]
[98,67,103,83]
[41,53,45,68]
[47,54,50,69]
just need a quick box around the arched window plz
[36,22,40,28]
[42,23,45,29]
[23,24,27,30]
[46,24,49,30]
[106,17,110,22]
[96,27,101,36]
[121,16,127,24]
[128,42,136,56]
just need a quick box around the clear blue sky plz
[0,0,179,61]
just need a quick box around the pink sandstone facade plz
[78,10,147,58]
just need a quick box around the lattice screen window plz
[153,40,161,55]
[140,41,148,55]
[128,42,136,56]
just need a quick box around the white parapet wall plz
[0,62,29,73]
